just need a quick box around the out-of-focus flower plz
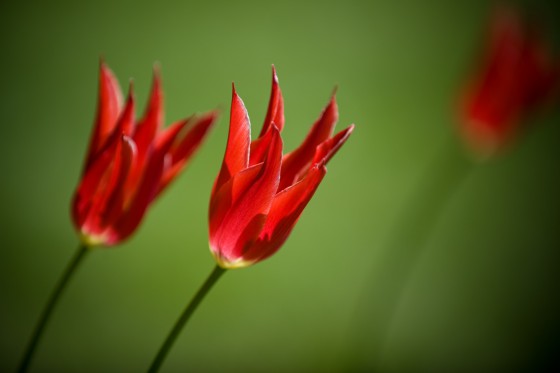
[460,6,559,157]
[208,67,354,269]
[72,62,218,247]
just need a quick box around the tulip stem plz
[18,243,89,373]
[148,264,226,373]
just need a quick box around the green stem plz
[148,265,226,373]
[18,244,89,373]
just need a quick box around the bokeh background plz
[1,0,559,372]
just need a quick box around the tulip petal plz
[210,127,281,239]
[210,127,283,267]
[84,62,124,170]
[520,35,558,109]
[243,164,327,264]
[111,107,193,243]
[249,134,269,167]
[259,66,285,137]
[88,86,136,168]
[72,135,119,230]
[158,110,218,194]
[133,66,164,157]
[312,125,355,167]
[124,117,191,196]
[461,6,559,156]
[155,118,192,150]
[121,73,162,197]
[100,136,137,230]
[72,89,136,232]
[110,142,169,244]
[250,68,285,166]
[464,7,524,134]
[279,92,338,191]
[214,85,251,194]
[209,162,263,253]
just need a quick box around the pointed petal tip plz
[271,65,279,83]
[127,79,135,95]
[152,61,161,74]
[331,86,338,98]
[314,124,354,167]
[99,59,115,78]
[337,124,355,144]
[98,55,111,70]
[124,84,135,106]
[151,63,162,87]
[329,88,338,105]
[194,109,220,131]
[231,83,246,106]
[205,108,221,123]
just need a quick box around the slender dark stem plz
[18,244,89,373]
[148,265,226,373]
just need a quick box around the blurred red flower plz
[209,67,354,268]
[72,62,218,246]
[460,6,559,157]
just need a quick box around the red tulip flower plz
[460,6,559,157]
[72,62,218,246]
[208,68,354,268]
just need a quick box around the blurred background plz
[1,0,559,372]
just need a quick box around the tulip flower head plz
[209,67,354,269]
[460,6,559,158]
[72,62,217,247]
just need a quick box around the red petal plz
[249,134,268,167]
[158,110,218,194]
[99,136,137,232]
[312,125,354,167]
[84,62,123,170]
[279,92,338,191]
[124,117,190,197]
[250,67,285,166]
[243,165,327,264]
[72,97,137,232]
[213,84,251,195]
[88,86,136,167]
[72,135,119,230]
[460,6,559,155]
[209,162,263,251]
[468,7,524,130]
[520,34,558,109]
[210,127,283,265]
[155,118,191,150]
[210,127,281,239]
[133,66,164,158]
[259,66,285,137]
[109,139,168,244]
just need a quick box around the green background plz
[1,0,559,371]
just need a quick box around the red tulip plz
[72,62,218,246]
[209,68,354,268]
[460,6,559,157]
